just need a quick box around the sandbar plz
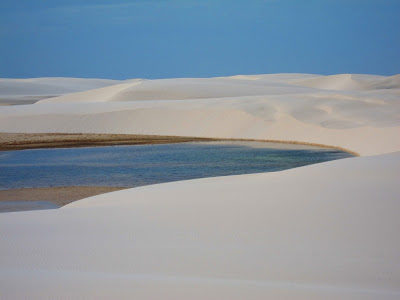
[0,186,127,212]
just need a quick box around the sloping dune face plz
[0,77,120,105]
[291,74,400,91]
[37,74,321,103]
[0,73,399,155]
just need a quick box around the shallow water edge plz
[0,132,359,155]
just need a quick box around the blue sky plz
[0,0,399,79]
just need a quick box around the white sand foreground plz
[0,73,399,299]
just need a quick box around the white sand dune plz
[290,74,388,90]
[36,76,315,103]
[0,73,400,299]
[0,73,399,155]
[0,77,120,105]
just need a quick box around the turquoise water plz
[0,141,353,190]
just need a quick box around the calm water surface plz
[0,141,353,190]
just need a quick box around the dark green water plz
[0,141,353,190]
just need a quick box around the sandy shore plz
[0,132,217,151]
[0,132,359,154]
[0,186,127,211]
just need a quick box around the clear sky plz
[1,0,399,79]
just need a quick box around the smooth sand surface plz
[0,74,399,299]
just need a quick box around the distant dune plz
[0,73,399,155]
[0,77,120,105]
[291,74,400,91]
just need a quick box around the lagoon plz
[0,141,352,190]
